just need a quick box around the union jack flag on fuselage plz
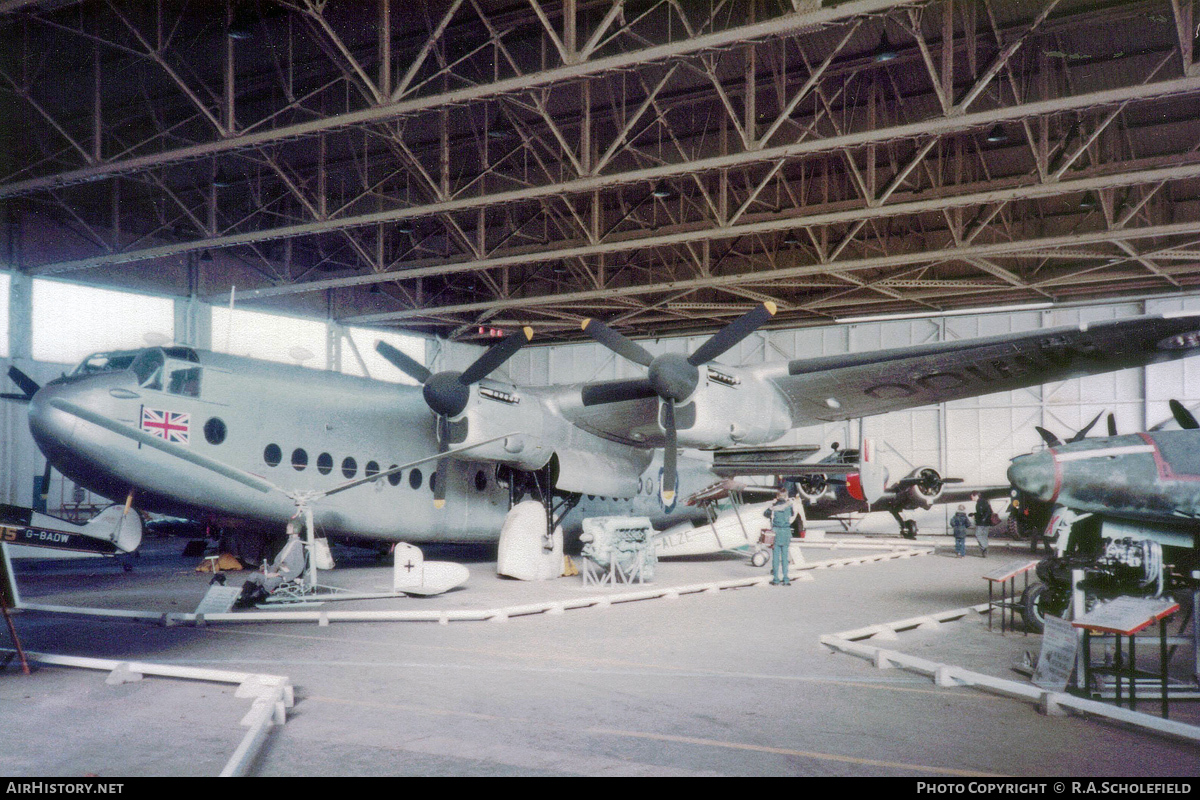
[140,406,190,444]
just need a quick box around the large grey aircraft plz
[15,306,1200,556]
[1007,399,1200,631]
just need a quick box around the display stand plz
[983,560,1039,634]
[1073,596,1180,719]
[580,550,649,586]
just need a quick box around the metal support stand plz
[984,561,1038,634]
[1075,597,1180,720]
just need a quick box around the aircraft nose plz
[1006,451,1056,502]
[28,382,78,460]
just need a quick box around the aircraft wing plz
[752,313,1200,427]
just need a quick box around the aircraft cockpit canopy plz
[76,347,203,398]
[127,347,202,397]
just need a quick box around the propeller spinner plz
[376,327,533,507]
[580,303,777,503]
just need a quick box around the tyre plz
[751,550,769,567]
[1020,582,1069,634]
[900,520,917,540]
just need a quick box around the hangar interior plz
[2,0,1200,778]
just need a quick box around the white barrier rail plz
[820,608,1200,745]
[1,649,293,776]
[18,547,930,625]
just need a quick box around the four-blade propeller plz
[376,327,532,507]
[580,302,776,503]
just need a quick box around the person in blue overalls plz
[768,487,798,585]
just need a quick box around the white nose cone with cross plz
[393,542,469,596]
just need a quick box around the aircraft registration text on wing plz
[17,308,1200,549]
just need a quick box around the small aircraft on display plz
[753,442,1006,539]
[1006,400,1200,632]
[0,502,142,559]
[11,306,1200,561]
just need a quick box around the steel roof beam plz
[0,0,909,200]
[29,74,1200,273]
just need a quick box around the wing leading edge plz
[758,314,1200,427]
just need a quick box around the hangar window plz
[264,444,281,467]
[387,465,401,486]
[365,461,380,478]
[33,280,173,365]
[203,417,226,445]
[409,468,422,489]
[475,470,488,492]
[317,452,333,475]
[291,448,308,471]
[341,457,357,479]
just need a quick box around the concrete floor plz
[2,533,1197,777]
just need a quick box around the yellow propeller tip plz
[661,491,675,503]
[581,319,591,331]
[522,326,534,341]
[764,301,777,315]
[433,499,445,509]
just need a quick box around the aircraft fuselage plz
[27,347,713,543]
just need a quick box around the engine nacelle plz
[897,467,945,509]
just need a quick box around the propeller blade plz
[8,366,39,401]
[432,418,450,509]
[40,461,52,505]
[1035,426,1062,448]
[580,378,657,406]
[580,319,655,368]
[1107,413,1118,437]
[375,341,431,385]
[687,302,777,366]
[1170,399,1200,430]
[433,457,449,509]
[1068,410,1105,442]
[661,399,677,504]
[459,326,533,385]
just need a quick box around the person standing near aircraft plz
[950,505,972,558]
[768,487,797,585]
[972,492,991,558]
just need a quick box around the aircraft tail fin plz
[81,505,143,554]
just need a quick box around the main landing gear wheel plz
[751,550,769,567]
[1020,582,1069,635]
[900,520,918,540]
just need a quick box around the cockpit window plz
[71,350,139,376]
[130,349,164,390]
[166,364,202,397]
